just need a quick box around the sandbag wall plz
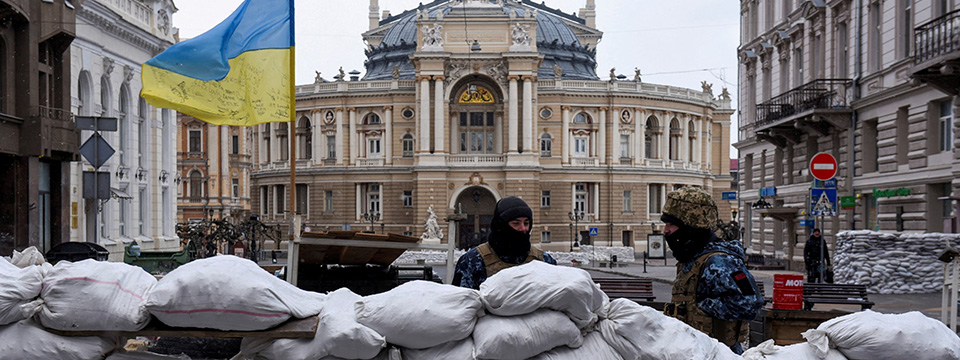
[834,230,960,294]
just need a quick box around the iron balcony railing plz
[915,9,960,64]
[755,79,852,127]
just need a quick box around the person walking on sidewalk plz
[804,228,832,283]
[452,196,557,290]
[660,187,763,355]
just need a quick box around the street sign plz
[79,133,115,169]
[722,191,737,200]
[75,116,118,132]
[588,227,599,237]
[647,233,665,259]
[82,171,110,200]
[840,196,856,210]
[810,152,838,181]
[799,219,815,227]
[813,178,837,188]
[810,188,838,216]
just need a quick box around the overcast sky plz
[172,0,741,154]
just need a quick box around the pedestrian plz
[660,186,763,355]
[804,228,832,283]
[452,196,557,290]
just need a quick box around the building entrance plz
[454,186,497,249]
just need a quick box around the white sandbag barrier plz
[0,258,43,325]
[528,330,623,360]
[39,259,157,331]
[9,246,45,268]
[742,339,848,360]
[146,255,327,331]
[834,231,958,294]
[105,351,192,360]
[479,261,607,329]
[400,338,475,360]
[472,309,583,359]
[804,310,960,360]
[0,319,122,360]
[355,280,483,349]
[237,288,386,360]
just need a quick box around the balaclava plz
[487,196,534,259]
[660,186,719,263]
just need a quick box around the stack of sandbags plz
[38,259,156,331]
[0,256,44,325]
[804,310,960,360]
[236,288,386,360]
[834,231,956,294]
[9,246,45,267]
[105,351,192,360]
[399,339,475,360]
[146,255,326,331]
[0,319,122,360]
[479,260,608,329]
[472,309,583,359]
[742,339,847,359]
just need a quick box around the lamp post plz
[568,210,584,252]
[363,212,380,233]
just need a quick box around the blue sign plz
[799,219,815,227]
[813,178,837,188]
[588,227,599,237]
[810,188,838,216]
[722,191,737,200]
[760,187,777,197]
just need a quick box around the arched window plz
[574,112,592,124]
[298,116,312,160]
[458,111,495,154]
[119,84,130,166]
[138,97,148,170]
[669,118,681,160]
[645,116,659,159]
[540,133,552,157]
[363,113,381,125]
[188,170,203,200]
[687,120,696,162]
[277,122,289,161]
[77,71,93,116]
[402,134,414,157]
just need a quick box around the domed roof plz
[362,3,598,81]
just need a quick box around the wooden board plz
[46,316,318,339]
[298,231,422,266]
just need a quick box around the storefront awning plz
[110,187,132,199]
[757,207,801,222]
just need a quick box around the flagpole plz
[287,0,298,251]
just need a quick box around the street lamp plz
[568,210,584,251]
[363,211,380,233]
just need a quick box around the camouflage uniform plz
[452,248,557,290]
[661,187,763,355]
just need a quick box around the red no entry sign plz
[810,152,838,181]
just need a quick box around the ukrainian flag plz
[141,0,294,127]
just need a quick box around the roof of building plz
[362,1,599,81]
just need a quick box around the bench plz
[802,283,874,310]
[593,277,656,302]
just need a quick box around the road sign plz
[75,116,118,132]
[810,188,837,216]
[799,219,815,227]
[79,133,115,169]
[82,171,110,200]
[722,191,737,200]
[588,227,599,237]
[810,152,838,181]
[813,178,837,188]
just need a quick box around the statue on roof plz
[610,67,616,81]
[634,68,641,82]
[338,67,346,82]
[701,81,713,95]
[721,87,731,100]
[314,70,322,83]
[392,65,400,80]
[554,63,563,79]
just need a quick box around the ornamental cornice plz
[507,75,521,81]
[77,6,169,56]
[521,75,537,82]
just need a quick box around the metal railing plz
[447,154,505,166]
[755,79,852,127]
[915,9,960,64]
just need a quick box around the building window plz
[275,185,285,214]
[119,189,127,237]
[869,1,882,72]
[296,184,308,214]
[232,178,239,198]
[459,112,495,154]
[782,0,790,20]
[648,184,663,215]
[573,137,588,157]
[863,119,879,173]
[403,190,413,208]
[363,113,381,125]
[899,0,912,59]
[623,190,632,212]
[232,135,239,154]
[298,117,312,160]
[139,188,147,235]
[762,64,772,101]
[365,184,381,214]
[575,183,589,214]
[620,134,630,159]
[942,183,954,223]
[669,119,680,160]
[189,130,201,152]
[325,190,334,212]
[327,135,336,159]
[402,134,414,157]
[837,22,849,79]
[277,123,289,161]
[896,106,909,165]
[645,116,659,158]
[941,100,954,152]
[367,138,382,158]
[793,46,803,87]
[541,231,551,243]
[540,134,552,157]
[260,186,269,215]
[574,112,592,124]
[188,170,203,200]
[744,154,754,190]
[541,190,551,208]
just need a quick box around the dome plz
[362,2,598,81]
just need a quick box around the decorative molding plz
[507,75,521,82]
[77,6,169,56]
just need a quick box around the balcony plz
[22,106,79,160]
[569,157,599,167]
[911,9,960,94]
[753,79,852,148]
[448,154,505,167]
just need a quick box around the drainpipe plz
[850,0,863,230]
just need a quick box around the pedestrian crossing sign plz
[810,188,837,216]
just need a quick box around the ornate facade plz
[176,117,253,223]
[252,0,734,253]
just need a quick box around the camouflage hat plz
[661,186,719,231]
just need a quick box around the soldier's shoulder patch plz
[732,271,755,296]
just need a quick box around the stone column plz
[522,75,535,153]
[335,109,344,164]
[508,75,519,153]
[384,106,393,164]
[611,108,620,165]
[660,112,670,160]
[635,109,645,165]
[420,76,431,152]
[349,108,357,165]
[561,106,570,164]
[682,115,690,162]
[433,76,445,153]
[598,107,607,164]
[450,111,459,154]
[312,110,322,165]
[494,113,503,153]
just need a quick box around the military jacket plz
[452,244,556,290]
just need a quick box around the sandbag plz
[401,338,476,360]
[527,331,622,360]
[596,298,740,360]
[238,288,386,360]
[0,259,43,325]
[146,255,326,331]
[39,259,156,331]
[10,246,44,267]
[355,280,482,349]
[105,351,192,360]
[0,319,121,360]
[473,309,582,360]
[805,310,960,360]
[479,261,607,328]
[742,339,847,360]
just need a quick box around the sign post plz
[809,152,838,283]
[76,116,117,244]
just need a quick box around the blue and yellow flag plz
[141,0,294,126]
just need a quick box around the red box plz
[773,274,804,310]
[773,274,805,289]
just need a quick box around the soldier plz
[660,187,763,355]
[452,196,557,289]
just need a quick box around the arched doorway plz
[454,186,497,249]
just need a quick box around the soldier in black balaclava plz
[452,196,557,289]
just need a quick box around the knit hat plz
[661,186,719,231]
